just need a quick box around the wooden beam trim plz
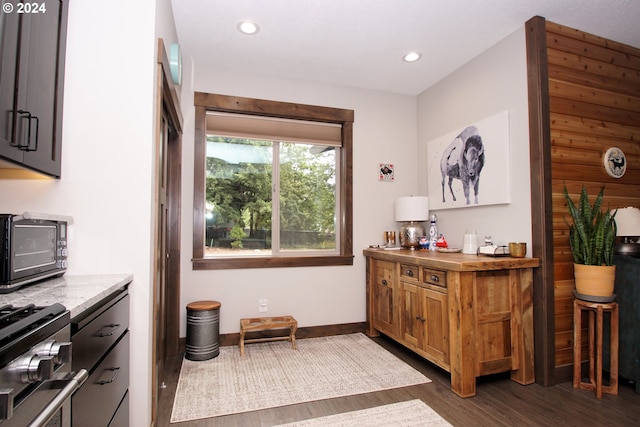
[194,92,354,123]
[525,15,557,386]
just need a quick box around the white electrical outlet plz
[258,298,268,312]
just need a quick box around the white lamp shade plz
[615,206,640,236]
[395,196,429,222]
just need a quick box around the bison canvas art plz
[426,111,510,210]
[440,125,485,205]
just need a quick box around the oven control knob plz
[32,340,72,364]
[11,355,55,383]
[27,355,54,383]
[0,388,14,421]
[52,341,71,364]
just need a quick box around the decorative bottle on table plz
[428,214,438,251]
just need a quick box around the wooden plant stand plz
[573,299,619,398]
[239,316,298,356]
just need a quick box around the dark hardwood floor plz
[157,335,640,426]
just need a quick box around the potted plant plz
[564,185,617,299]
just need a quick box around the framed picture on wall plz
[426,111,510,210]
[379,163,395,181]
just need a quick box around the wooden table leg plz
[596,305,604,399]
[608,304,619,395]
[573,299,581,388]
[449,272,476,397]
[588,309,595,389]
[239,327,246,356]
[290,323,297,350]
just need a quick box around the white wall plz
[178,67,418,335]
[178,27,531,337]
[0,1,159,426]
[417,27,532,251]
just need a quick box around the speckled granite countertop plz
[0,274,133,318]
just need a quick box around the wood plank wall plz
[526,16,639,385]
[545,21,640,373]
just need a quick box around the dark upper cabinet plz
[0,1,69,178]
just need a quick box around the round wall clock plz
[603,147,626,178]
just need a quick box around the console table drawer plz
[400,263,420,281]
[423,268,446,288]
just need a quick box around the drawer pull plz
[381,279,388,286]
[405,270,414,277]
[96,366,121,385]
[16,110,39,152]
[415,316,425,323]
[97,323,120,337]
[430,275,439,282]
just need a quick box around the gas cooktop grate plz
[0,303,68,366]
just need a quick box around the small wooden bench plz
[239,315,297,356]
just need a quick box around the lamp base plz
[399,221,425,249]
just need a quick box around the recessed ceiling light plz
[403,51,422,62]
[237,21,259,35]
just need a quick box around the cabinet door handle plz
[430,274,439,282]
[96,366,121,385]
[16,110,39,152]
[97,323,120,337]
[381,279,388,286]
[406,270,414,277]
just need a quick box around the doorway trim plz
[152,38,183,425]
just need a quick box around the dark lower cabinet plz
[615,255,640,393]
[72,288,130,426]
[604,255,640,394]
[0,0,68,177]
[73,332,129,426]
[110,391,129,427]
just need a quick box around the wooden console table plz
[363,248,539,397]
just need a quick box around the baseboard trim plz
[554,364,575,384]
[178,322,366,352]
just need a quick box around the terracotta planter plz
[573,263,616,297]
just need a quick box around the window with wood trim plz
[193,93,354,269]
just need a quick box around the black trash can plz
[185,300,221,361]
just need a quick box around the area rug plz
[274,399,452,426]
[170,333,431,423]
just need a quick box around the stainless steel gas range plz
[0,303,87,426]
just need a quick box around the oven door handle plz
[27,369,88,427]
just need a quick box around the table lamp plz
[614,206,640,258]
[395,196,429,249]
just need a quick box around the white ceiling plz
[171,0,640,95]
